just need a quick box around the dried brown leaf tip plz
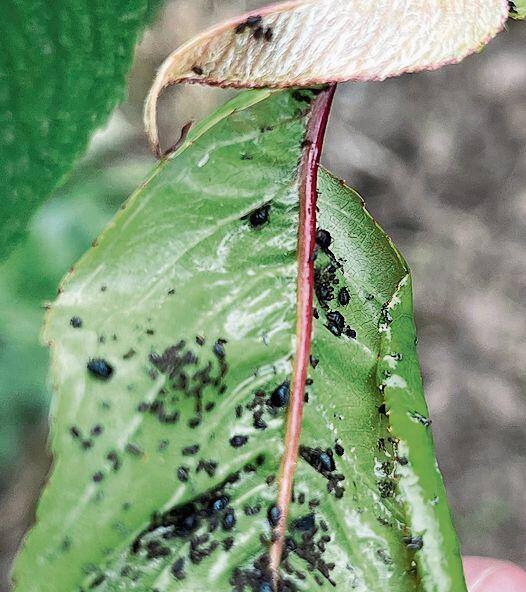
[144,0,508,155]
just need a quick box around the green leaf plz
[510,0,526,18]
[14,90,465,591]
[0,0,162,258]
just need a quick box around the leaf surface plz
[14,90,465,592]
[145,0,508,154]
[0,0,161,257]
[0,154,151,469]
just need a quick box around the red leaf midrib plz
[269,85,336,579]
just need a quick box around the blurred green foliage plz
[0,141,152,475]
[0,0,162,258]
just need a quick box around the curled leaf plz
[145,0,509,154]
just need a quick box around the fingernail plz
[467,560,526,592]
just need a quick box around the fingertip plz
[463,556,526,591]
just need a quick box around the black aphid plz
[211,496,229,512]
[338,288,350,306]
[88,573,106,588]
[90,424,103,436]
[378,478,396,499]
[191,65,203,75]
[196,459,217,477]
[235,14,262,34]
[344,326,357,339]
[315,229,332,250]
[188,417,201,429]
[92,471,104,483]
[316,281,333,303]
[264,27,273,41]
[70,316,82,328]
[270,381,289,408]
[410,411,432,427]
[87,358,113,380]
[229,435,249,448]
[246,204,270,228]
[146,540,170,560]
[267,505,281,527]
[182,444,200,456]
[125,443,143,456]
[244,505,261,516]
[377,548,393,565]
[246,15,263,27]
[293,89,316,105]
[327,323,341,337]
[403,536,424,551]
[171,557,186,580]
[223,537,234,551]
[300,446,336,473]
[69,426,81,439]
[326,311,345,330]
[213,339,227,359]
[222,509,236,531]
[319,451,335,472]
[253,411,267,430]
[253,25,264,39]
[293,513,315,532]
[310,355,319,369]
[177,466,189,482]
[334,443,344,456]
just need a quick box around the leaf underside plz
[14,90,465,592]
[145,0,509,153]
[0,0,161,258]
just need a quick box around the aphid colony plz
[234,14,273,42]
[81,438,343,590]
[69,316,344,590]
[310,223,431,532]
[313,228,357,340]
[67,174,428,590]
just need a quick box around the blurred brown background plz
[1,2,525,589]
